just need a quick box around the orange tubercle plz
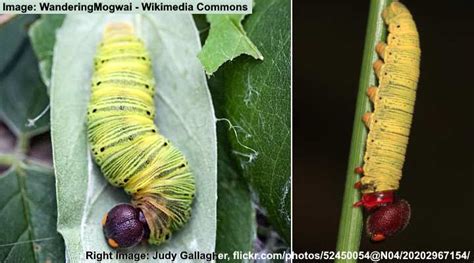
[375,42,386,58]
[371,233,386,242]
[108,238,119,248]
[367,87,378,102]
[101,213,108,226]
[373,59,384,76]
[362,112,372,127]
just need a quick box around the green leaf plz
[0,16,49,136]
[215,126,256,262]
[210,73,256,262]
[198,14,263,75]
[28,15,65,90]
[210,0,291,243]
[0,15,64,263]
[192,14,209,45]
[0,165,65,263]
[0,47,50,137]
[50,14,217,262]
[0,15,34,72]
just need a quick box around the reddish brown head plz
[366,199,411,242]
[101,203,150,248]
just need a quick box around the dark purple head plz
[101,203,150,249]
[366,199,411,242]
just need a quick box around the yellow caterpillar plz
[87,23,195,248]
[355,1,419,241]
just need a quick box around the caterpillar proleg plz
[87,23,195,248]
[354,1,419,242]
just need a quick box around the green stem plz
[15,134,30,157]
[335,0,391,259]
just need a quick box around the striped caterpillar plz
[87,23,195,248]
[354,1,420,241]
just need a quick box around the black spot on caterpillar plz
[88,23,195,249]
[354,2,419,242]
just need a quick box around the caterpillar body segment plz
[87,23,195,248]
[358,1,419,197]
[355,2,419,241]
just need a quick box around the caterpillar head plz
[366,199,411,242]
[102,203,150,249]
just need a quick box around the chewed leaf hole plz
[27,132,53,166]
[0,165,10,175]
[0,122,17,153]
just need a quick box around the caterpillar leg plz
[353,167,364,189]
[375,42,387,59]
[354,166,364,174]
[353,191,394,210]
[354,181,362,189]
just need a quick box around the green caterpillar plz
[87,22,195,248]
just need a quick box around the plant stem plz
[15,134,30,161]
[335,0,391,259]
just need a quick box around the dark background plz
[294,0,474,252]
